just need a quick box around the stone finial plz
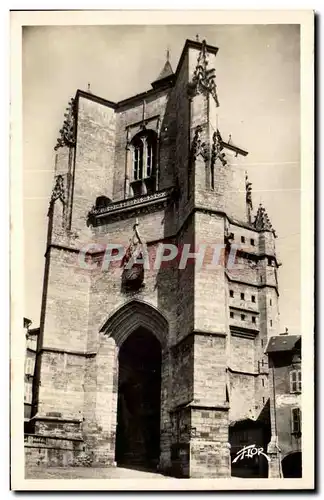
[50,175,65,203]
[189,39,220,106]
[211,129,227,167]
[245,172,253,209]
[191,125,209,162]
[48,174,65,215]
[245,172,253,224]
[54,98,76,151]
[254,203,274,232]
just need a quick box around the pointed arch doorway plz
[115,327,162,469]
[100,300,169,470]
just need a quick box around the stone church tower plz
[29,39,280,478]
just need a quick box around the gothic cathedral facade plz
[30,39,280,478]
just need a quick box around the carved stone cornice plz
[87,188,173,226]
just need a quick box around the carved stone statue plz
[121,219,146,291]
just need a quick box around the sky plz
[23,24,300,332]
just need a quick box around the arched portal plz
[99,300,169,471]
[282,452,302,478]
[115,327,162,469]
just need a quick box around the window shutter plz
[297,370,302,392]
[291,408,301,434]
[290,370,297,393]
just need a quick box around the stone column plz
[124,144,132,199]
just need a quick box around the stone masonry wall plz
[71,96,116,233]
[193,211,226,334]
[193,334,227,406]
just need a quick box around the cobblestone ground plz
[25,466,171,479]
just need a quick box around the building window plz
[230,312,234,319]
[25,357,33,376]
[230,290,234,298]
[290,370,302,393]
[130,130,157,196]
[267,257,273,266]
[270,319,273,327]
[240,292,245,300]
[241,314,245,321]
[262,397,265,404]
[251,295,256,303]
[251,238,255,246]
[270,299,272,306]
[262,378,265,387]
[261,339,264,347]
[252,316,256,324]
[241,236,245,243]
[24,382,32,403]
[291,407,301,434]
[133,141,143,181]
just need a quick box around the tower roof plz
[155,59,174,82]
[151,52,174,89]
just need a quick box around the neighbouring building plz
[25,38,281,477]
[266,333,302,478]
[24,318,39,431]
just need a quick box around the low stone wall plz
[24,434,92,467]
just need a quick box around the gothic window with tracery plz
[130,130,157,197]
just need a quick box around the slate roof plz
[266,335,301,353]
[154,60,174,82]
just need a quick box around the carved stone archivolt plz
[54,98,76,151]
[188,39,220,106]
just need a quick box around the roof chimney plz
[280,327,289,336]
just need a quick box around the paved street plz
[25,466,170,479]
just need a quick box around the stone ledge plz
[170,401,229,413]
[38,347,97,358]
[25,433,84,443]
[88,188,173,225]
[31,415,82,424]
